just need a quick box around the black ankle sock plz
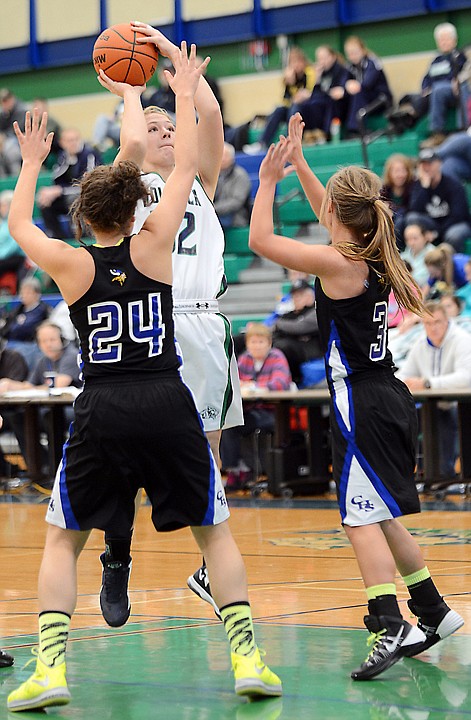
[104,534,132,563]
[373,594,402,619]
[408,578,443,608]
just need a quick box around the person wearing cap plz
[272,278,322,384]
[406,147,471,252]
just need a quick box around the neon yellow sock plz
[220,602,256,657]
[366,583,397,600]
[38,611,70,667]
[402,567,431,588]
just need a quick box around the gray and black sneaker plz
[187,565,221,620]
[99,553,132,627]
[0,649,13,667]
[402,599,464,657]
[351,614,426,681]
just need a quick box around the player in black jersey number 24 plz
[6,45,281,713]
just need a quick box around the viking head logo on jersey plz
[110,268,127,286]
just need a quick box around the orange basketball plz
[93,23,159,85]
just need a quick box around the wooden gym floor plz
[0,491,470,719]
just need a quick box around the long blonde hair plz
[320,166,424,315]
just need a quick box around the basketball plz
[92,23,159,85]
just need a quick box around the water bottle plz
[330,118,341,144]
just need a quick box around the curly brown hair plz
[70,161,148,240]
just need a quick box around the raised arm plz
[9,110,77,279]
[139,43,209,250]
[131,22,223,198]
[96,73,147,167]
[249,134,345,278]
[285,113,326,219]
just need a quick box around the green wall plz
[1,9,470,101]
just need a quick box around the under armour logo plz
[48,498,55,513]
[217,490,227,507]
[195,302,209,309]
[351,495,375,512]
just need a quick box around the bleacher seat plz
[224,254,253,284]
[224,226,251,254]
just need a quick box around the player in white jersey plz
[96,23,243,627]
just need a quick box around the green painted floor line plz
[2,624,469,719]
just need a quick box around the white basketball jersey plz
[133,173,226,300]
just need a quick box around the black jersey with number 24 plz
[69,237,180,381]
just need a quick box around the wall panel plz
[0,1,29,50]
[107,0,174,27]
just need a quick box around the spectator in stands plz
[440,289,471,332]
[214,142,252,228]
[433,128,471,183]
[454,257,471,316]
[423,23,468,146]
[381,153,416,249]
[402,24,467,148]
[36,127,101,239]
[0,277,50,369]
[0,131,21,177]
[141,58,175,119]
[0,89,25,177]
[92,99,123,153]
[290,45,350,142]
[0,190,25,283]
[398,300,471,479]
[343,35,392,137]
[48,299,78,345]
[0,88,26,135]
[406,147,471,252]
[243,47,315,154]
[0,339,28,481]
[220,323,291,490]
[423,243,469,299]
[32,97,62,158]
[401,222,435,287]
[0,321,82,483]
[264,270,313,327]
[272,278,321,385]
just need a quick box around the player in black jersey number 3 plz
[6,44,281,713]
[247,113,464,681]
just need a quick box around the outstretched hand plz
[130,22,178,63]
[259,138,291,184]
[166,41,210,100]
[285,113,305,166]
[13,109,54,166]
[97,69,145,98]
